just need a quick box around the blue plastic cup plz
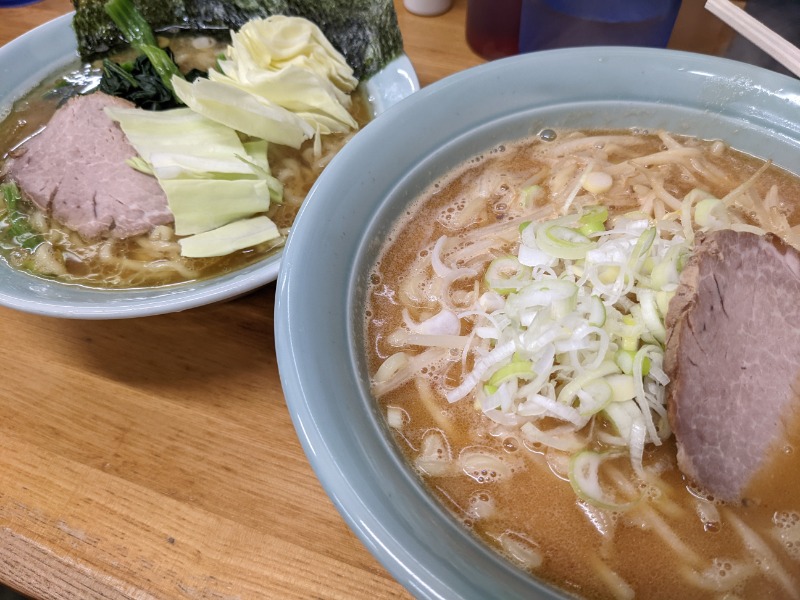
[0,0,43,6]
[519,0,682,53]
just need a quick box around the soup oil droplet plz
[539,128,557,142]
[503,437,519,453]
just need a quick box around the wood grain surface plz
[0,1,738,599]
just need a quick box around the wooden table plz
[0,1,743,598]
[0,2,478,599]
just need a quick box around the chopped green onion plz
[603,400,643,442]
[587,295,606,327]
[577,204,609,236]
[576,378,613,416]
[485,255,531,295]
[614,349,650,376]
[655,290,674,316]
[386,406,405,430]
[1,182,44,250]
[638,289,666,344]
[439,202,679,495]
[627,226,656,272]
[605,373,636,403]
[537,224,595,260]
[557,361,620,406]
[620,314,640,352]
[487,361,535,387]
[694,197,730,229]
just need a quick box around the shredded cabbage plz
[173,16,358,146]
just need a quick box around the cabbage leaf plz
[171,77,315,148]
[178,216,281,257]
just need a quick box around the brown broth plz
[366,130,800,599]
[745,393,800,515]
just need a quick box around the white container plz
[404,0,453,17]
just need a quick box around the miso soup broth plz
[366,129,800,599]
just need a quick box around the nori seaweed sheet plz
[71,0,404,81]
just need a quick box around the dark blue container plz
[0,0,42,6]
[519,0,682,52]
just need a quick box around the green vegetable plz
[206,16,358,136]
[484,255,530,295]
[162,179,271,235]
[577,204,608,236]
[587,295,606,327]
[536,223,595,260]
[136,43,185,93]
[72,0,404,82]
[0,183,44,251]
[603,400,642,443]
[604,374,637,403]
[100,53,205,110]
[178,215,280,257]
[556,361,621,407]
[162,14,359,146]
[102,0,158,47]
[487,360,535,388]
[614,349,650,376]
[171,73,314,149]
[102,0,186,102]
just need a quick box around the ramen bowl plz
[0,14,417,319]
[276,48,800,599]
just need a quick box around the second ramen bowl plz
[276,47,800,599]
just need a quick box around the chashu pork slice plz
[664,229,800,502]
[6,92,172,240]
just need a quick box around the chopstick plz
[705,0,800,78]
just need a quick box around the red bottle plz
[466,0,522,60]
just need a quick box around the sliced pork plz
[664,229,800,502]
[6,92,171,239]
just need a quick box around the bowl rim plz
[276,46,800,600]
[0,13,418,319]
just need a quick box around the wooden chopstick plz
[705,0,800,78]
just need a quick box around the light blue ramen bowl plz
[0,14,417,319]
[276,48,800,599]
